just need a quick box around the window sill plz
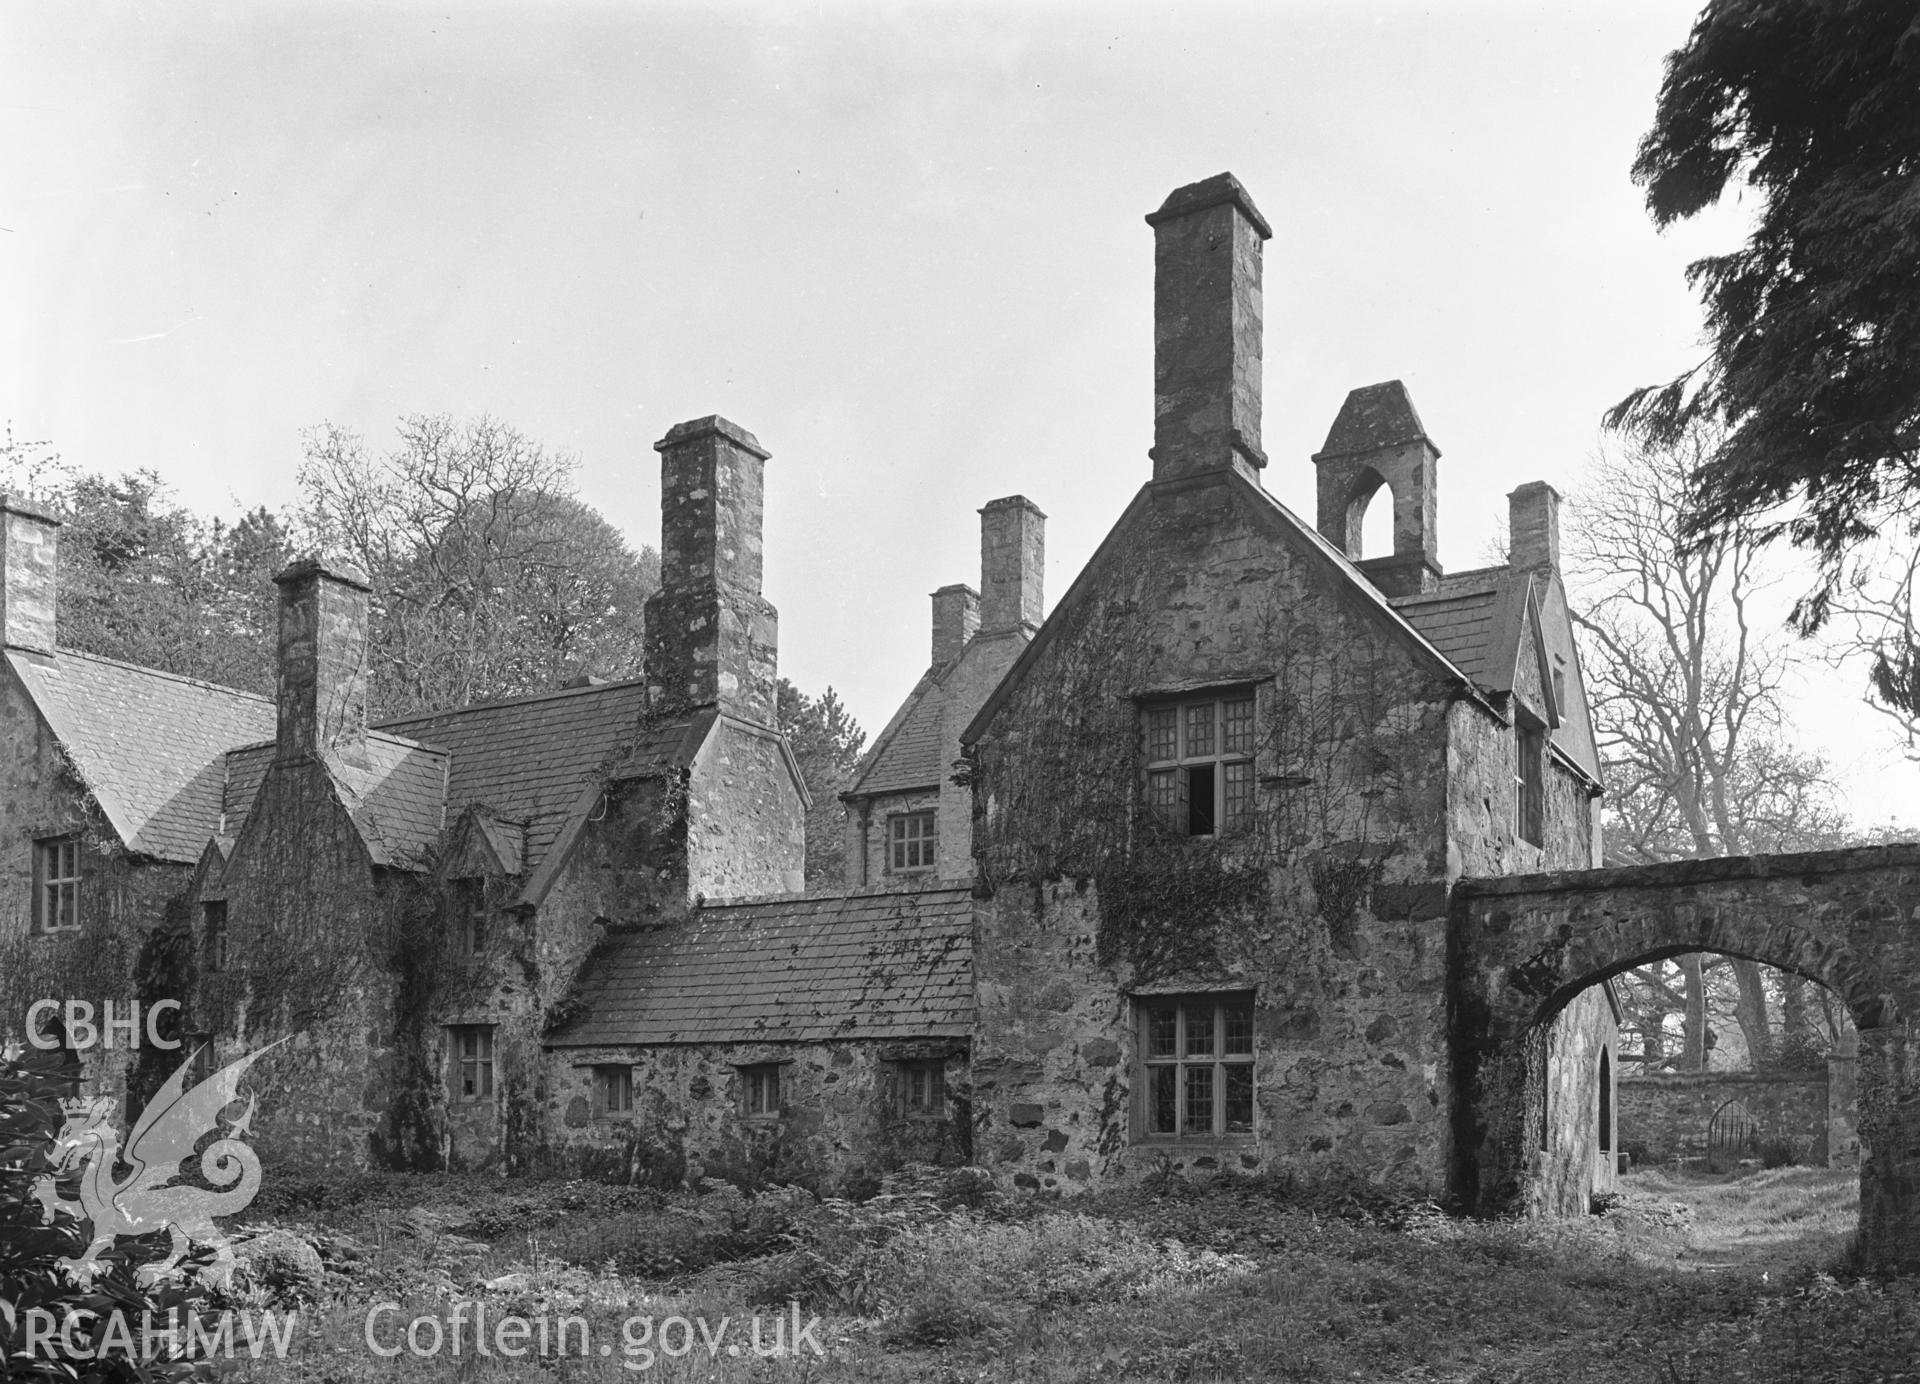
[1130,1134,1256,1149]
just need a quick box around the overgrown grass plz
[206,1165,1920,1383]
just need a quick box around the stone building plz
[841,495,1045,887]
[956,174,1616,1209]
[4,171,1635,1218]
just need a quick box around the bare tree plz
[299,415,660,717]
[1570,427,1850,1071]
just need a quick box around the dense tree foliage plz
[776,679,867,889]
[1610,1,1920,652]
[298,414,661,718]
[1,427,290,693]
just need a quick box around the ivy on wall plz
[968,526,1449,983]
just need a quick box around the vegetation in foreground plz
[86,1162,1903,1383]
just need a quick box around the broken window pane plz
[1224,1066,1254,1133]
[1148,1065,1177,1134]
[1187,764,1216,836]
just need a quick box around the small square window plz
[594,1064,633,1116]
[899,1061,946,1117]
[888,811,937,873]
[449,1025,495,1102]
[203,901,228,973]
[34,836,80,933]
[740,1063,782,1118]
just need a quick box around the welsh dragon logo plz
[30,1041,282,1288]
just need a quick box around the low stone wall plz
[1619,1069,1829,1167]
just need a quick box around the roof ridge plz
[373,675,650,728]
[225,727,447,756]
[33,646,274,703]
[697,882,975,912]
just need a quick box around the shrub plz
[0,1042,214,1381]
[1760,1138,1801,1170]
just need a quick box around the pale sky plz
[5,1,1916,828]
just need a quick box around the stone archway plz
[1449,845,1920,1270]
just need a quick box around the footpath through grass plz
[213,1163,1919,1383]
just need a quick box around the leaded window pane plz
[1183,1065,1214,1135]
[1147,707,1178,762]
[1184,702,1215,757]
[1147,1006,1178,1058]
[1222,760,1254,827]
[1223,1003,1254,1056]
[1222,697,1255,754]
[1183,1004,1215,1057]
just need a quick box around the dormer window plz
[452,878,487,956]
[1515,715,1546,847]
[888,811,937,873]
[1144,693,1256,836]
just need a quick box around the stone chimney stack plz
[643,415,779,725]
[978,495,1045,635]
[0,497,59,654]
[273,558,371,768]
[930,584,979,668]
[1508,481,1562,575]
[1145,173,1272,482]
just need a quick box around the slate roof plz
[550,886,975,1046]
[5,648,275,862]
[1393,586,1501,685]
[1313,380,1436,460]
[848,672,944,797]
[222,733,451,868]
[376,680,693,869]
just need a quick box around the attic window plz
[888,811,937,873]
[203,900,228,973]
[1515,715,1546,847]
[452,878,487,956]
[1143,694,1256,836]
[33,836,80,933]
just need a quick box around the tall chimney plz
[643,415,779,725]
[930,584,979,667]
[1508,481,1562,575]
[1145,173,1272,482]
[978,495,1045,634]
[0,497,59,654]
[273,558,371,768]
